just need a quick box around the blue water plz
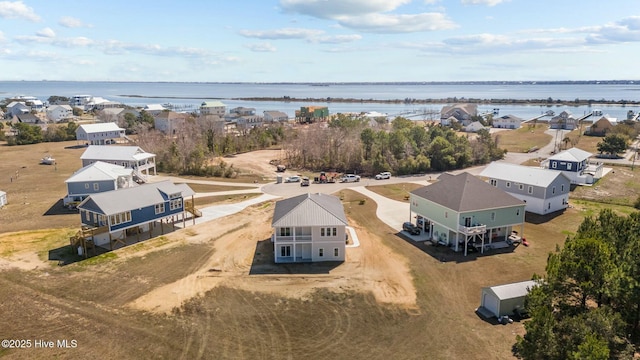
[2,81,639,120]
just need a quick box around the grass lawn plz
[493,123,552,153]
[364,182,424,202]
[194,193,261,207]
[176,182,256,193]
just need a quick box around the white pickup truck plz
[340,174,361,183]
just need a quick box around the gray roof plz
[80,145,155,162]
[78,180,194,215]
[78,122,124,134]
[549,147,592,162]
[479,162,570,187]
[410,172,524,212]
[272,193,348,227]
[485,280,538,300]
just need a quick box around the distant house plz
[541,147,604,185]
[235,115,264,130]
[154,111,190,135]
[479,280,537,318]
[585,115,617,136]
[230,107,256,116]
[200,101,226,116]
[464,121,487,133]
[410,172,526,256]
[493,114,522,129]
[271,193,348,263]
[263,110,289,122]
[80,145,156,182]
[6,101,30,118]
[550,110,578,130]
[295,106,329,124]
[143,104,166,116]
[16,113,40,124]
[480,162,571,215]
[63,161,135,207]
[46,105,73,123]
[76,122,126,145]
[70,95,93,109]
[0,190,6,208]
[76,181,196,252]
[440,104,478,126]
[197,115,226,133]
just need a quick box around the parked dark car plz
[402,222,421,235]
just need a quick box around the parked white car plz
[340,174,361,183]
[285,175,301,183]
[375,172,391,180]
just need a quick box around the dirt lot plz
[1,141,638,359]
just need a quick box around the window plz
[567,163,572,170]
[332,228,337,236]
[85,183,90,189]
[85,210,91,221]
[319,248,324,257]
[170,198,182,211]
[334,248,339,257]
[279,227,291,237]
[528,186,533,194]
[561,184,565,192]
[93,183,99,191]
[552,186,556,195]
[518,184,524,190]
[155,203,165,214]
[491,212,496,221]
[517,209,520,216]
[490,179,497,187]
[109,211,131,225]
[280,246,291,257]
[321,228,325,236]
[552,162,557,169]
[506,182,511,188]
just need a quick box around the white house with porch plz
[271,193,347,263]
[541,147,604,185]
[76,122,125,145]
[80,145,156,182]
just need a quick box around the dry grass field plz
[1,140,639,359]
[493,123,552,153]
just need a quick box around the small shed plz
[480,280,537,318]
[0,190,6,208]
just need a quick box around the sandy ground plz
[129,204,416,314]
[217,149,288,179]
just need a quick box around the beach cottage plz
[272,193,347,263]
[409,172,526,256]
[63,161,135,207]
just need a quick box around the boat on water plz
[41,155,55,165]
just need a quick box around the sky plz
[1,0,640,82]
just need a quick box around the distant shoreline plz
[120,94,640,106]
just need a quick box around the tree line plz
[515,209,640,359]
[282,115,505,175]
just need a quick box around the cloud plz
[461,0,509,6]
[0,0,40,21]
[239,27,324,40]
[280,0,411,19]
[339,12,457,33]
[245,42,277,52]
[0,30,5,42]
[312,34,362,44]
[59,16,92,28]
[36,27,55,38]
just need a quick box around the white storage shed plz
[480,280,537,318]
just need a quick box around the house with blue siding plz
[409,172,526,256]
[272,193,347,263]
[541,147,604,185]
[76,181,195,252]
[63,161,135,207]
[80,145,156,182]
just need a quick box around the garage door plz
[483,292,500,317]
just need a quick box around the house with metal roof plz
[541,147,604,185]
[271,193,348,263]
[80,145,156,182]
[409,172,526,256]
[75,181,196,254]
[63,161,135,207]
[200,101,226,116]
[440,103,478,126]
[153,111,190,135]
[585,115,618,136]
[479,280,538,318]
[493,114,523,129]
[550,110,578,130]
[76,122,125,145]
[263,110,289,122]
[479,162,570,215]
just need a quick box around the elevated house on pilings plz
[409,172,526,256]
[72,180,200,258]
[295,106,329,124]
